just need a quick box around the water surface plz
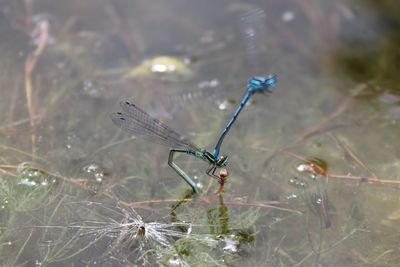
[0,0,399,266]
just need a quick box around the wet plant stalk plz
[24,19,49,157]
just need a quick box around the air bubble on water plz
[281,11,295,22]
[82,80,94,93]
[17,162,32,175]
[296,164,306,172]
[185,92,192,100]
[233,196,248,202]
[168,256,185,266]
[289,177,307,188]
[222,235,238,253]
[81,79,105,98]
[244,27,256,39]
[217,99,229,111]
[18,178,38,187]
[94,172,104,183]
[67,133,76,141]
[197,79,219,89]
[83,163,105,181]
[16,163,54,188]
[83,163,100,173]
[220,230,254,254]
[82,163,106,189]
[196,182,203,189]
[209,79,219,87]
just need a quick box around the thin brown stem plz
[328,133,378,179]
[24,19,49,157]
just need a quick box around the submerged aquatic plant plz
[68,202,192,248]
[33,201,211,265]
[27,198,261,266]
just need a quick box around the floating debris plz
[124,56,192,79]
[296,157,328,177]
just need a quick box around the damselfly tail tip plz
[121,101,134,108]
[110,112,126,126]
[247,74,277,93]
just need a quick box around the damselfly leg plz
[168,149,199,193]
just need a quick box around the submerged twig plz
[24,18,49,157]
[328,133,378,179]
[283,149,400,185]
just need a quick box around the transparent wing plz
[240,8,270,76]
[111,101,200,151]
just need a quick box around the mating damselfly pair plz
[111,75,277,193]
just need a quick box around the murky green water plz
[0,0,399,266]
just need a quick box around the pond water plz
[0,0,399,266]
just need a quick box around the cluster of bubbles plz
[82,163,106,194]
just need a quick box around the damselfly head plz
[216,155,228,167]
[247,74,277,94]
[203,151,227,166]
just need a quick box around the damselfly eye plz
[217,155,228,166]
